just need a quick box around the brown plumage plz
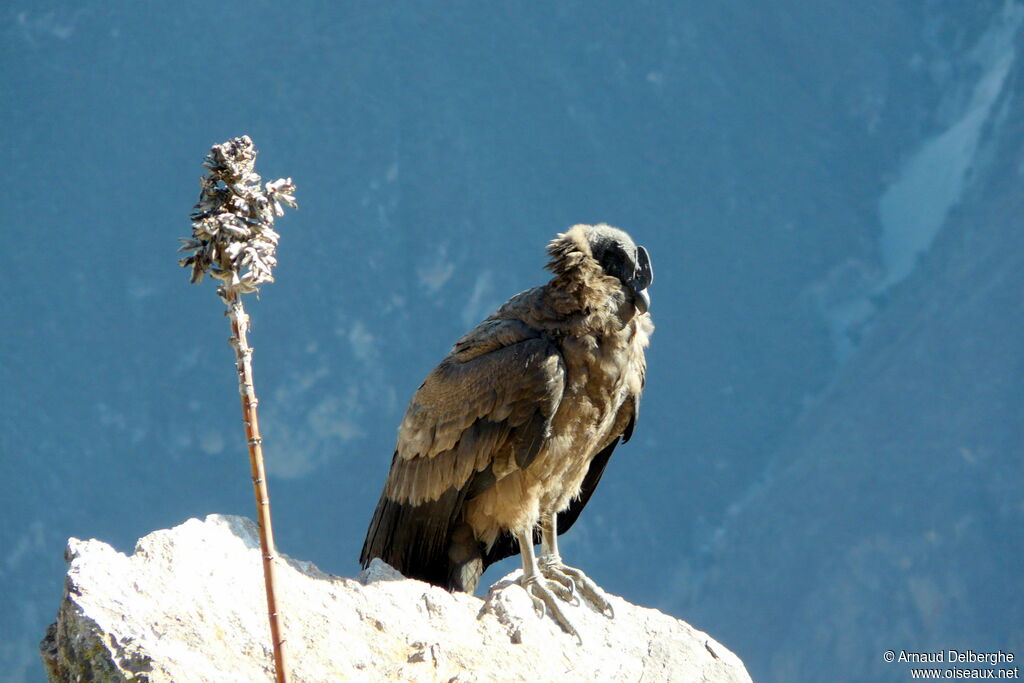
[360,223,653,637]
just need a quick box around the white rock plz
[40,514,752,682]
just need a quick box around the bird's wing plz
[360,318,565,585]
[387,318,565,504]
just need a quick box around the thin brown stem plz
[226,292,290,683]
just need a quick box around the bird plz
[360,223,653,638]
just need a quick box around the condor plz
[361,224,654,638]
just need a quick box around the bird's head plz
[546,223,654,314]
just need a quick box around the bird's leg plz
[538,514,614,618]
[516,528,581,642]
[537,515,580,604]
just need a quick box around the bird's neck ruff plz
[544,225,620,318]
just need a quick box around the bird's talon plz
[522,577,546,617]
[550,581,574,603]
[539,566,578,603]
[539,561,613,617]
[519,575,580,640]
[559,577,581,607]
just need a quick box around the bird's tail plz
[360,489,484,593]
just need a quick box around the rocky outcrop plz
[40,515,751,682]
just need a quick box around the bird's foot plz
[539,558,614,618]
[534,561,580,606]
[519,573,581,643]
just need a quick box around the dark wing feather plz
[622,393,639,443]
[360,459,480,588]
[360,319,565,591]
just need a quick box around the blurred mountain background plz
[2,2,1021,681]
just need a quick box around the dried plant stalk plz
[226,292,288,682]
[179,135,297,683]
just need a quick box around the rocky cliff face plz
[40,515,751,682]
[682,14,1024,680]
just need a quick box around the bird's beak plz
[633,287,650,314]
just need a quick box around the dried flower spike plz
[180,136,296,683]
[179,135,297,300]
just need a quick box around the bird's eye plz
[598,247,630,282]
